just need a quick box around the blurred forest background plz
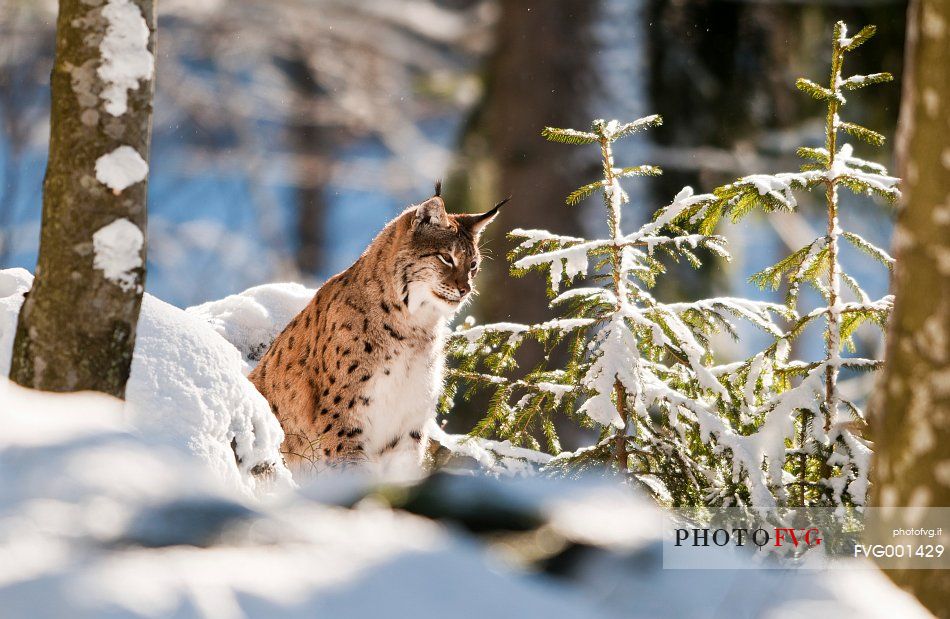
[0,0,906,433]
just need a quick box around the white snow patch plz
[837,23,853,49]
[828,144,900,198]
[535,381,573,400]
[510,228,584,249]
[740,172,821,209]
[0,268,31,370]
[454,318,592,354]
[95,146,149,192]
[629,186,715,243]
[127,294,292,493]
[92,218,143,291]
[579,315,640,428]
[187,282,315,371]
[427,420,553,477]
[514,241,603,292]
[98,0,154,116]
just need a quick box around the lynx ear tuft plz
[413,196,449,229]
[434,179,442,197]
[458,195,510,236]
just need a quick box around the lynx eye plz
[437,254,454,267]
[470,260,478,273]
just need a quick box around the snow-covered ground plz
[0,268,290,495]
[0,269,933,618]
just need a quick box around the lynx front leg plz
[325,425,369,472]
[374,429,427,480]
[282,426,367,480]
[280,430,330,478]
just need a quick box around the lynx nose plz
[457,283,471,296]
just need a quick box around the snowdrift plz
[0,268,291,495]
[0,384,603,619]
[186,281,313,371]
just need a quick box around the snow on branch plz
[724,172,824,210]
[602,114,663,140]
[453,318,594,353]
[513,240,608,292]
[578,316,640,429]
[628,186,716,242]
[663,297,796,338]
[841,72,893,91]
[427,420,553,477]
[837,22,877,52]
[551,287,617,307]
[540,127,598,145]
[510,228,585,250]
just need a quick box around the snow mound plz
[0,269,290,495]
[186,282,314,371]
[127,294,291,493]
[0,268,31,375]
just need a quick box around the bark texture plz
[447,0,599,324]
[281,48,333,277]
[9,0,156,398]
[871,1,949,615]
[443,0,599,433]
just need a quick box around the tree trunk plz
[447,0,599,324]
[443,0,599,434]
[280,48,333,277]
[870,1,949,615]
[294,128,331,276]
[9,0,156,398]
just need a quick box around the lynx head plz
[398,181,509,318]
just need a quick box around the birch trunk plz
[9,0,156,398]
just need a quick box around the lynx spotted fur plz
[249,187,505,477]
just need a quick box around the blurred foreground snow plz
[0,270,933,618]
[0,381,604,619]
[0,382,931,619]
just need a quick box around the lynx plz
[249,184,506,477]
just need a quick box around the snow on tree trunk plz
[9,0,155,398]
[871,0,949,614]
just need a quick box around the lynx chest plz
[361,338,444,455]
